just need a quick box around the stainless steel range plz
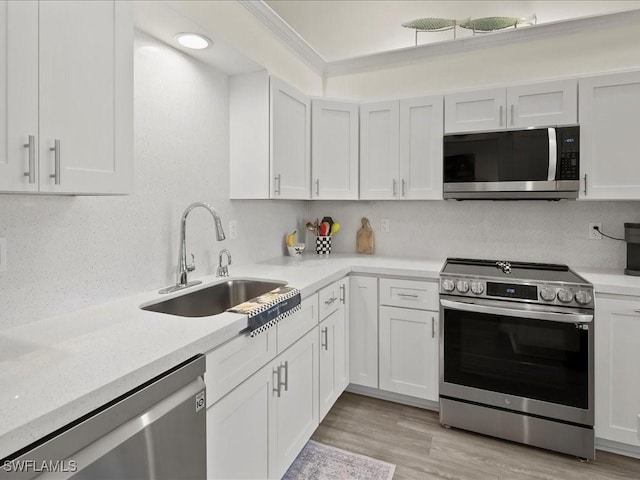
[439,258,595,459]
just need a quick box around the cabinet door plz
[444,88,505,134]
[270,76,311,199]
[379,306,438,401]
[399,96,443,200]
[319,311,338,421]
[0,0,38,193]
[507,79,577,129]
[579,71,640,200]
[349,276,378,388]
[594,295,640,447]
[38,0,132,194]
[360,101,399,199]
[311,99,359,200]
[272,327,319,479]
[206,363,276,480]
[337,278,350,392]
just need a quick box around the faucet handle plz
[187,253,196,272]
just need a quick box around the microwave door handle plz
[547,127,557,181]
[440,299,593,324]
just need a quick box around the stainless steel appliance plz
[439,258,595,459]
[2,355,206,479]
[443,126,580,200]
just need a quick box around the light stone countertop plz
[0,253,638,460]
[0,254,443,459]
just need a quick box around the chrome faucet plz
[159,202,225,294]
[217,249,232,277]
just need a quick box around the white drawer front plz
[205,328,277,406]
[277,294,319,353]
[319,281,340,320]
[379,278,438,310]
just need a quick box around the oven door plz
[443,128,558,196]
[440,297,594,426]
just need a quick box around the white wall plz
[325,20,640,100]
[307,200,638,271]
[0,31,305,330]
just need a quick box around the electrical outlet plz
[0,238,6,272]
[588,223,602,240]
[381,219,390,233]
[229,220,237,240]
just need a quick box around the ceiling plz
[264,1,640,61]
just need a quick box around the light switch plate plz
[229,220,237,240]
[0,237,6,272]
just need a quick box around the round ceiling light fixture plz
[175,33,212,50]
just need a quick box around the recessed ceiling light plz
[175,33,212,50]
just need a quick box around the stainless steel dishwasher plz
[2,355,206,479]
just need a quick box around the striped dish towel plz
[228,286,301,336]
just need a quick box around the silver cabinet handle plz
[583,174,588,196]
[431,316,435,339]
[401,179,406,197]
[49,139,61,185]
[397,292,419,298]
[315,179,320,196]
[339,284,345,304]
[510,104,515,126]
[23,135,36,184]
[273,366,282,397]
[634,308,640,314]
[321,327,329,350]
[392,179,397,197]
[274,174,281,195]
[325,296,337,306]
[281,361,288,392]
[499,105,503,126]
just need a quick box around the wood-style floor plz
[311,392,640,480]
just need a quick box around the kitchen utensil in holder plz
[316,236,332,255]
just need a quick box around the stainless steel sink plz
[141,279,287,318]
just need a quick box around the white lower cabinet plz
[206,326,319,479]
[595,294,640,448]
[379,306,438,401]
[319,278,349,421]
[378,278,439,401]
[349,276,379,388]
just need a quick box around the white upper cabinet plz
[399,96,443,200]
[444,79,577,134]
[311,99,358,200]
[361,96,443,200]
[360,100,399,200]
[579,71,640,200]
[230,73,311,200]
[270,76,311,199]
[1,0,132,194]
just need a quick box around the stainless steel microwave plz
[443,126,580,200]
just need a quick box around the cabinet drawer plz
[205,328,277,407]
[319,281,342,320]
[379,278,438,310]
[277,294,318,353]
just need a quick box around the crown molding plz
[238,3,640,79]
[237,0,327,74]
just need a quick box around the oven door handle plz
[440,299,593,324]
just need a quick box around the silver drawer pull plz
[339,284,345,304]
[321,327,329,350]
[23,135,36,184]
[273,366,282,397]
[325,297,337,306]
[50,139,61,185]
[281,361,288,392]
[634,308,640,314]
[431,316,435,339]
[397,293,419,298]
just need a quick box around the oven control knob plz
[574,290,593,305]
[557,288,573,303]
[539,286,556,302]
[441,279,455,292]
[470,281,484,295]
[456,280,469,293]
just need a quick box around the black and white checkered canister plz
[315,235,332,255]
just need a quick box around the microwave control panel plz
[557,126,580,180]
